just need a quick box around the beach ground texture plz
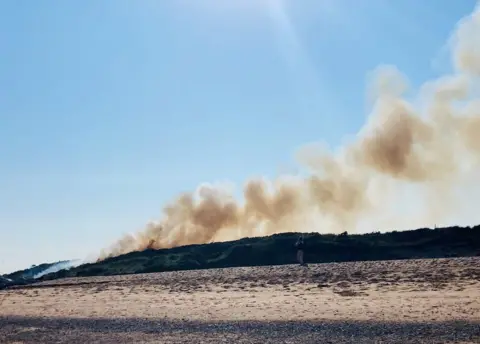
[1,257,479,343]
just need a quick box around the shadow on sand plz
[1,315,479,343]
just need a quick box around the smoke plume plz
[98,3,480,260]
[33,260,83,279]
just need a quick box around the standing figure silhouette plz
[295,235,307,267]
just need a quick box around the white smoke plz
[33,259,83,279]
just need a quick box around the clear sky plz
[0,0,478,273]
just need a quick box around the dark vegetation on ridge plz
[33,225,480,282]
[4,261,69,281]
[1,261,69,290]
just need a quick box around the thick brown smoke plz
[98,3,480,261]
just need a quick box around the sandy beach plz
[1,257,479,343]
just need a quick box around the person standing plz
[295,235,307,266]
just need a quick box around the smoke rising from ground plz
[33,260,83,279]
[98,3,480,260]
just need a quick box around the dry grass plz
[1,257,479,343]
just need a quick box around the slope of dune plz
[4,261,68,281]
[32,225,480,282]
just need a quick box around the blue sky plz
[0,0,477,273]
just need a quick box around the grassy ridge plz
[37,225,480,281]
[4,261,69,281]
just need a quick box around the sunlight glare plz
[181,0,283,15]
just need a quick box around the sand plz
[1,257,479,343]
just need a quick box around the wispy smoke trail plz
[98,3,480,261]
[34,260,83,279]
